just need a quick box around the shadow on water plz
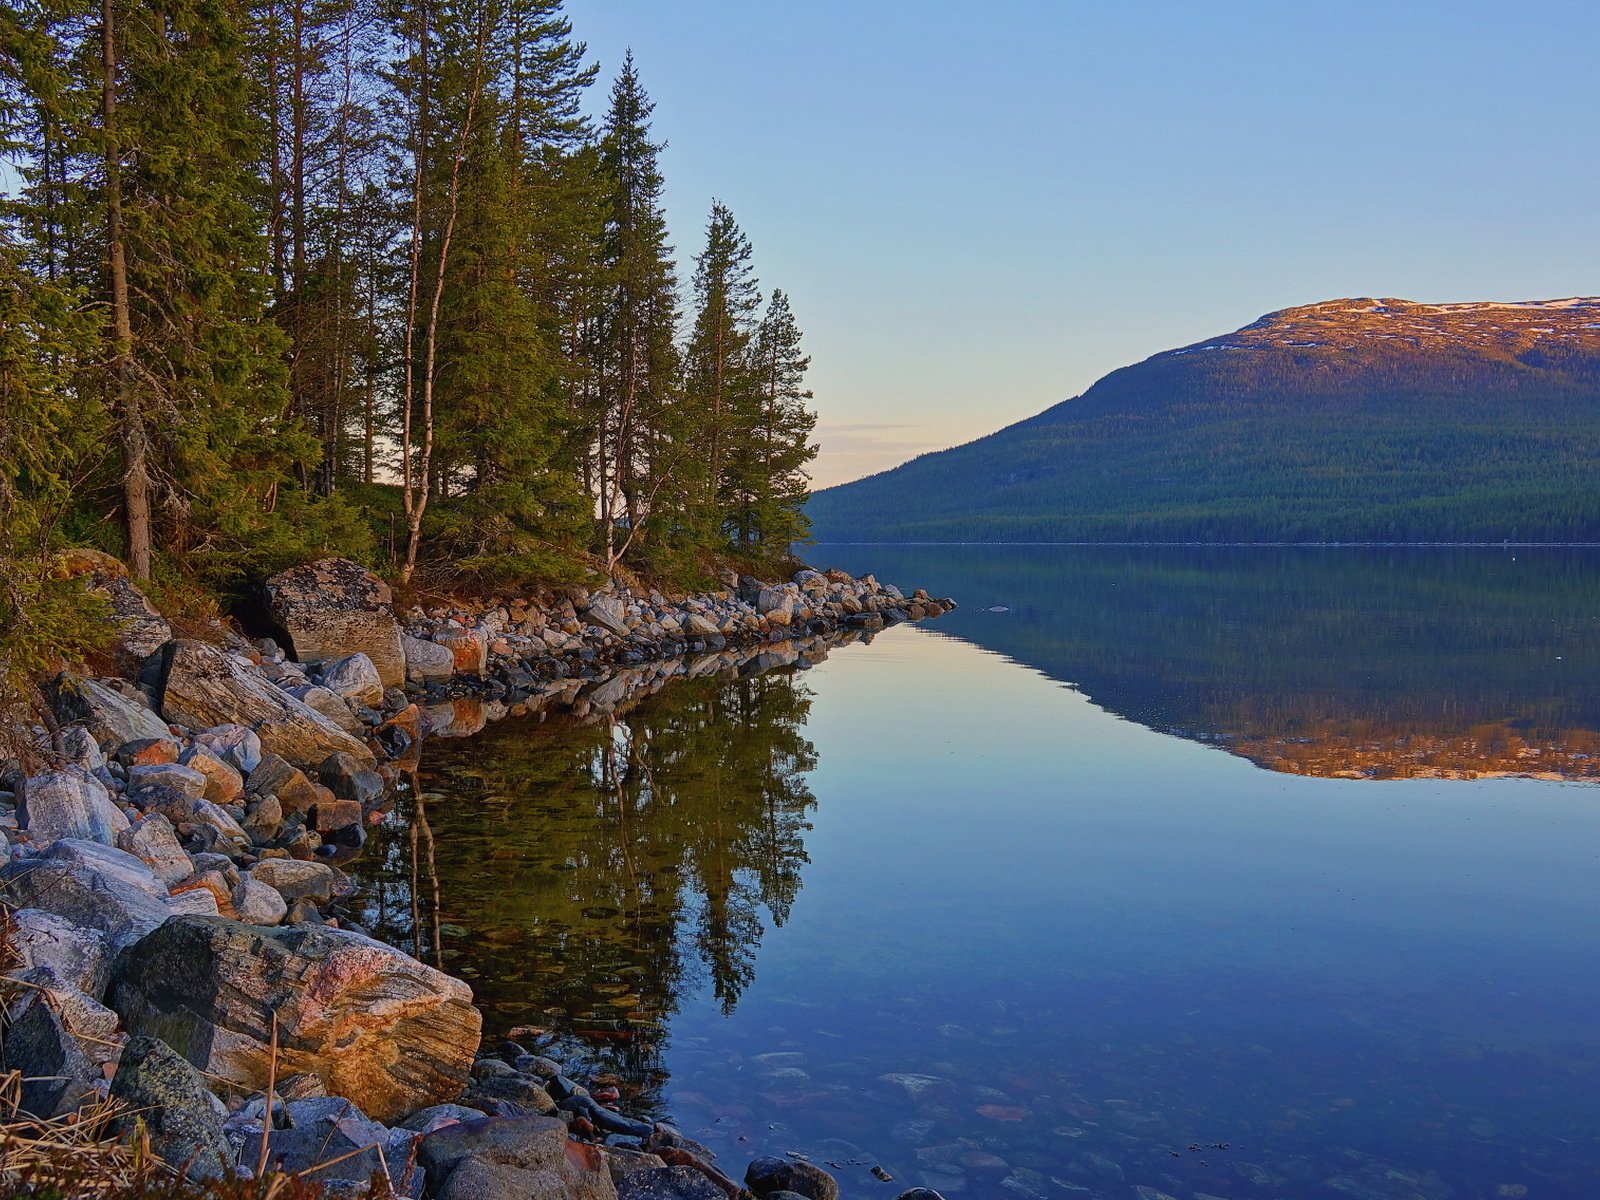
[813,544,1600,779]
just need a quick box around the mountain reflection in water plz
[349,550,1600,1197]
[813,544,1600,780]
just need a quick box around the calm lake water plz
[354,546,1600,1200]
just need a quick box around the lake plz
[352,546,1600,1200]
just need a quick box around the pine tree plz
[428,86,587,576]
[682,200,759,546]
[595,51,679,570]
[743,288,817,552]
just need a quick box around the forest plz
[807,321,1600,544]
[0,0,818,684]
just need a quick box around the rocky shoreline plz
[0,553,956,1199]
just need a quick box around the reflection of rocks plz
[422,631,859,738]
[397,568,954,704]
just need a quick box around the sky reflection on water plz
[360,548,1600,1199]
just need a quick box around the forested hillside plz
[808,298,1600,543]
[1,0,819,699]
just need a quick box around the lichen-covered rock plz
[53,548,173,675]
[616,1167,725,1200]
[117,736,180,767]
[49,673,172,748]
[19,766,130,845]
[110,1037,234,1180]
[111,916,481,1122]
[264,558,405,688]
[433,627,489,678]
[154,640,373,769]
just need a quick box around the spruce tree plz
[682,200,759,546]
[744,288,818,552]
[595,50,679,570]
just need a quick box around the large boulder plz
[48,672,171,748]
[53,548,172,675]
[153,640,373,769]
[18,766,130,845]
[111,916,481,1123]
[264,559,405,688]
[109,1037,234,1180]
[0,839,190,953]
[419,1115,617,1200]
[402,635,455,684]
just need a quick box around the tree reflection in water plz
[353,665,819,1111]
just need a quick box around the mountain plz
[807,298,1600,543]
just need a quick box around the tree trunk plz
[102,0,151,580]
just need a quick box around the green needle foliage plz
[0,0,823,646]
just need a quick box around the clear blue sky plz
[566,0,1600,486]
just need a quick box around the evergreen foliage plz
[0,0,821,617]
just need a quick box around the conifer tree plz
[595,51,678,569]
[683,200,759,544]
[743,288,818,551]
[111,0,334,578]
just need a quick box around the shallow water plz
[354,547,1600,1200]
